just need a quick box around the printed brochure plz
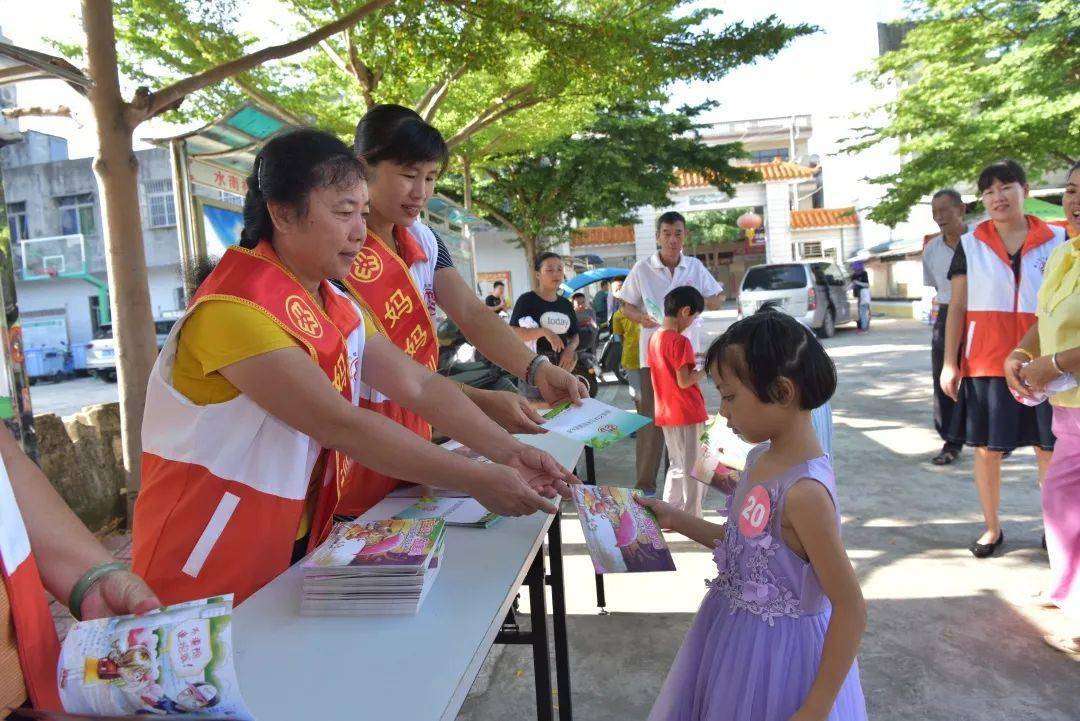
[55,596,251,719]
[571,485,675,574]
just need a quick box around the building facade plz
[2,131,186,358]
[566,114,862,298]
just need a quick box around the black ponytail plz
[239,181,271,249]
[240,128,365,248]
[353,104,449,169]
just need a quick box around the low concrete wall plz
[34,402,126,532]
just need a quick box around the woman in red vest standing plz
[132,129,572,607]
[1,425,159,716]
[940,160,1068,557]
[334,105,587,517]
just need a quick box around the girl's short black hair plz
[354,104,450,169]
[977,159,1027,193]
[571,292,586,301]
[534,252,562,271]
[664,285,704,317]
[705,309,836,410]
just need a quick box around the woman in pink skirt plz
[1005,160,1080,655]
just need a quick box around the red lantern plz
[737,211,764,244]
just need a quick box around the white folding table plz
[232,432,583,721]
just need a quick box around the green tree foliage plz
[849,0,1080,226]
[684,208,751,248]
[464,102,761,272]
[100,0,813,165]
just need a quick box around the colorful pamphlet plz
[692,412,756,478]
[55,595,251,719]
[542,398,651,449]
[395,496,501,528]
[643,297,663,323]
[301,518,446,615]
[571,485,676,574]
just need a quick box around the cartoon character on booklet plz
[86,628,159,693]
[137,682,221,715]
[611,494,673,572]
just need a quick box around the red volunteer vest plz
[0,462,62,711]
[132,242,360,605]
[335,227,439,517]
[960,216,1066,377]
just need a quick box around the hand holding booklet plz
[571,485,675,574]
[38,595,253,720]
[541,398,651,449]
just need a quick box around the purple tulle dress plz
[649,448,867,721]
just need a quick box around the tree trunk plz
[83,0,157,524]
[521,235,539,290]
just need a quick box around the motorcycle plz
[437,316,518,392]
[596,323,628,385]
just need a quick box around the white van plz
[738,261,857,337]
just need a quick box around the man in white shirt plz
[924,188,967,465]
[617,211,723,491]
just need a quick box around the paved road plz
[457,315,1079,721]
[29,375,119,419]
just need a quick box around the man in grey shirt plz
[924,189,967,465]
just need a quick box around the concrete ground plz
[456,313,1080,721]
[29,374,118,418]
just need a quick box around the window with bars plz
[56,193,96,236]
[800,241,823,259]
[7,202,28,241]
[145,179,177,228]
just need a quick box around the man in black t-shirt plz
[484,280,508,312]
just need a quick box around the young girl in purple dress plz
[638,311,867,721]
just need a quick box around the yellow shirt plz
[611,308,641,371]
[172,299,378,538]
[0,582,27,718]
[1036,236,1080,407]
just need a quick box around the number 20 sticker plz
[738,486,771,538]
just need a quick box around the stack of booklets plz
[301,518,446,616]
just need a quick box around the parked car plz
[86,319,178,382]
[737,261,857,338]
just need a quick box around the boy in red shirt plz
[647,285,708,517]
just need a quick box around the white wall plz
[473,228,533,305]
[14,266,185,350]
[791,225,862,261]
[765,183,793,263]
[16,277,98,348]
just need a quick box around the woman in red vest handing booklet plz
[333,105,588,517]
[1,425,159,715]
[132,129,573,607]
[940,160,1067,558]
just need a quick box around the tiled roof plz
[570,225,636,248]
[790,207,859,230]
[675,159,817,188]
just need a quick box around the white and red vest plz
[0,459,62,711]
[960,216,1067,378]
[132,242,364,606]
[334,222,440,517]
